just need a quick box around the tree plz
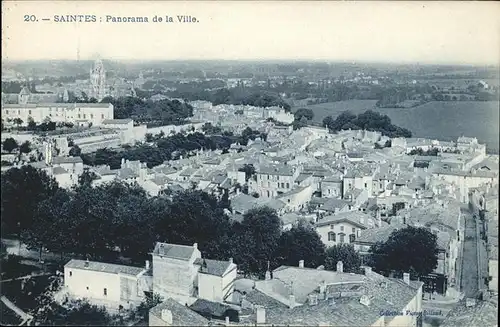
[322,116,335,129]
[369,226,438,278]
[77,168,98,188]
[325,244,362,273]
[69,145,82,157]
[19,141,32,154]
[27,117,37,131]
[2,137,19,153]
[294,108,314,121]
[13,118,23,128]
[275,220,325,268]
[231,206,282,276]
[1,166,61,238]
[22,188,71,261]
[35,299,117,326]
[136,293,163,322]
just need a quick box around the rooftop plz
[150,298,209,326]
[194,258,234,277]
[152,242,197,261]
[64,259,145,276]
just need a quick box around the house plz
[320,175,343,198]
[149,298,209,326]
[194,258,237,303]
[242,263,423,327]
[151,242,202,300]
[315,211,374,247]
[63,259,151,311]
[319,198,353,214]
[254,164,300,198]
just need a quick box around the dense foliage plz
[101,96,194,126]
[368,226,439,278]
[322,110,412,138]
[2,165,331,277]
[81,128,266,169]
[324,244,362,273]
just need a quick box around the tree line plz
[1,166,335,277]
[2,164,439,284]
[80,127,266,169]
[322,110,412,138]
[99,96,194,127]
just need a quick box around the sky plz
[2,1,500,65]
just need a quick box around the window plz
[328,189,331,194]
[5,110,8,114]
[328,232,336,242]
[28,110,31,115]
[364,183,367,188]
[18,110,20,114]
[91,114,94,119]
[86,286,89,290]
[349,234,356,243]
[286,183,290,188]
[330,224,334,230]
[83,114,86,119]
[340,226,344,232]
[339,234,345,243]
[267,175,270,180]
[103,288,107,296]
[101,114,104,119]
[352,228,356,233]
[78,114,81,119]
[69,271,72,277]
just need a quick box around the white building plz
[63,259,151,311]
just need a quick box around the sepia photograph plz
[1,1,499,326]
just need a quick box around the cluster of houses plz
[2,96,498,325]
[60,241,424,327]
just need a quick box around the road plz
[460,207,480,298]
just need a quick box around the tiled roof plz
[152,242,196,261]
[64,259,144,276]
[320,198,350,212]
[315,211,372,228]
[150,298,209,326]
[440,298,498,327]
[189,299,233,318]
[353,224,403,245]
[256,266,423,327]
[194,258,233,277]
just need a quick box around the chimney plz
[364,267,372,275]
[403,272,410,285]
[298,260,304,268]
[360,295,371,306]
[145,260,150,270]
[256,306,266,324]
[289,295,296,308]
[161,309,173,325]
[336,261,343,273]
[225,316,230,325]
[193,243,198,250]
[265,270,271,280]
[319,280,327,295]
[229,258,233,265]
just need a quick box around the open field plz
[299,100,499,153]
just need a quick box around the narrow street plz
[460,207,480,298]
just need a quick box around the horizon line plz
[3,58,499,68]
